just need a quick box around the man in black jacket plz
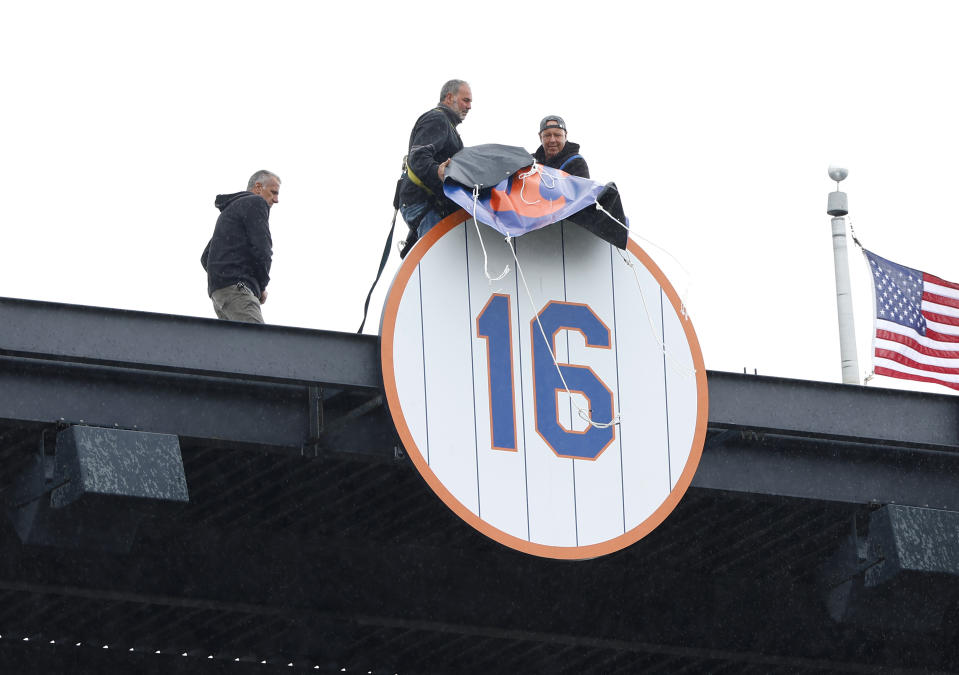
[533,115,589,178]
[398,79,472,250]
[200,170,280,323]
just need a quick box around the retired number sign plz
[380,213,708,559]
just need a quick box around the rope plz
[471,185,509,282]
[505,235,620,430]
[594,202,691,281]
[517,163,541,205]
[615,247,696,378]
[517,161,558,205]
[591,200,694,369]
[539,165,557,189]
[593,201,628,233]
[847,216,864,249]
[592,200,693,330]
[847,217,871,386]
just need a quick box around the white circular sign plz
[381,213,708,559]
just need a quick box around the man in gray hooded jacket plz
[200,170,280,323]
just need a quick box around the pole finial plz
[828,165,849,183]
[827,165,849,217]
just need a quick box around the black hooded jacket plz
[398,104,464,211]
[200,192,272,299]
[533,141,590,178]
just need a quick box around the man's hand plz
[437,159,451,182]
[260,289,268,305]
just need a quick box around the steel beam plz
[707,370,959,451]
[0,297,380,390]
[4,297,958,447]
[0,355,393,456]
[3,297,959,504]
[699,372,959,508]
[0,356,316,450]
[693,431,959,510]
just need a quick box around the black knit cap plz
[539,115,567,133]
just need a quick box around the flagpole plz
[827,166,860,384]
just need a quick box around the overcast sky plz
[5,1,959,395]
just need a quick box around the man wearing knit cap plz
[533,115,590,178]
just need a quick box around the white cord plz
[615,247,695,378]
[505,235,620,430]
[517,163,542,205]
[516,161,560,205]
[593,201,692,324]
[471,185,509,282]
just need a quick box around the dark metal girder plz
[707,370,959,451]
[3,296,959,505]
[0,356,392,457]
[0,296,380,390]
[694,429,959,510]
[5,297,959,447]
[0,356,315,450]
[3,354,957,508]
[698,372,959,508]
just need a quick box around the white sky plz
[4,0,959,395]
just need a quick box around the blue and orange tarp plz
[443,144,629,249]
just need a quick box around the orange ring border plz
[379,211,709,560]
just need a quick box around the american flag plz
[865,249,959,390]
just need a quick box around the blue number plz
[476,294,517,450]
[477,296,615,460]
[531,301,614,460]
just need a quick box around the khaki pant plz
[211,283,264,324]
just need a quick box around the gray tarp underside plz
[445,144,534,190]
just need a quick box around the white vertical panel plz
[513,224,577,547]
[612,247,672,530]
[391,265,428,455]
[418,224,479,514]
[662,291,699,489]
[560,222,626,546]
[465,220,531,541]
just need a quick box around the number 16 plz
[476,295,615,461]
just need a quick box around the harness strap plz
[357,208,399,333]
[406,165,434,195]
[558,154,582,172]
[405,107,460,196]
